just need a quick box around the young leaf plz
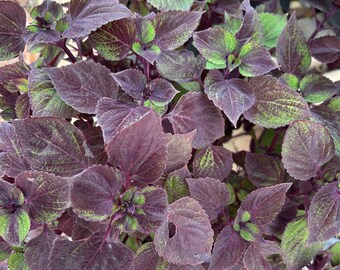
[204,70,255,126]
[62,0,133,38]
[15,171,70,223]
[307,182,340,244]
[71,165,123,221]
[282,120,335,181]
[186,177,229,221]
[154,197,214,265]
[13,117,92,176]
[45,60,119,114]
[208,226,246,270]
[276,13,311,76]
[166,92,225,148]
[258,13,287,48]
[308,36,340,64]
[240,183,292,225]
[192,145,233,181]
[106,110,167,184]
[164,166,191,204]
[0,1,26,61]
[7,252,29,270]
[146,79,178,106]
[278,73,299,91]
[243,75,310,128]
[147,0,194,11]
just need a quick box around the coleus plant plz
[0,0,339,269]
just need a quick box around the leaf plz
[308,36,340,64]
[62,0,133,38]
[71,165,123,221]
[0,1,26,60]
[15,171,70,223]
[147,79,178,106]
[15,94,30,119]
[90,18,137,61]
[166,92,225,148]
[208,226,246,270]
[192,145,233,181]
[278,73,299,91]
[258,13,286,48]
[83,127,108,165]
[245,153,285,188]
[154,197,214,265]
[45,60,118,114]
[204,70,255,126]
[164,166,191,204]
[24,28,61,51]
[282,120,335,181]
[0,241,11,261]
[276,13,311,76]
[29,68,76,118]
[153,11,202,50]
[193,27,237,66]
[147,0,194,11]
[243,75,310,128]
[48,233,134,270]
[240,183,292,226]
[300,74,338,103]
[7,252,29,270]
[186,177,229,221]
[13,117,92,176]
[281,218,322,270]
[106,110,167,184]
[132,42,161,64]
[307,182,340,244]
[238,42,277,77]
[0,62,29,92]
[96,97,150,143]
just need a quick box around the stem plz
[58,39,77,63]
[267,129,281,153]
[124,175,131,189]
[308,8,337,41]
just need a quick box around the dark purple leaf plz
[308,36,340,64]
[147,79,178,105]
[0,241,11,261]
[45,60,118,114]
[204,70,255,126]
[62,0,133,38]
[306,0,332,12]
[282,120,335,181]
[192,145,233,181]
[13,117,92,176]
[166,92,225,148]
[0,61,29,93]
[276,13,311,76]
[106,110,167,184]
[186,177,229,221]
[154,197,214,265]
[240,183,292,225]
[237,0,262,42]
[208,226,246,270]
[164,166,191,203]
[24,28,61,51]
[243,75,310,128]
[15,94,30,119]
[0,1,26,60]
[83,127,108,165]
[308,182,340,244]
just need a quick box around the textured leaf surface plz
[146,79,178,105]
[63,0,133,38]
[243,75,310,128]
[7,252,29,270]
[147,0,194,11]
[0,1,26,60]
[14,94,30,119]
[15,171,70,223]
[0,241,11,261]
[166,92,225,148]
[45,61,118,114]
[13,117,92,176]
[192,145,233,180]
[164,166,191,204]
[259,13,286,48]
[308,36,340,64]
[204,70,255,126]
[154,197,214,265]
[237,0,262,42]
[276,13,311,76]
[282,120,335,181]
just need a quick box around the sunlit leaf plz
[147,0,194,11]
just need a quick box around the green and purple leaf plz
[146,0,194,11]
[164,166,191,204]
[14,94,30,119]
[258,13,287,49]
[237,0,262,42]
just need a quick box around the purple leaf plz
[276,13,311,76]
[154,197,214,265]
[243,75,310,128]
[282,120,335,181]
[208,226,246,270]
[62,0,133,38]
[106,110,167,184]
[204,70,255,126]
[147,79,178,105]
[70,165,123,221]
[0,1,26,60]
[13,117,92,176]
[192,145,233,181]
[48,233,134,270]
[166,92,225,148]
[308,36,340,64]
[0,241,12,261]
[83,127,108,165]
[15,94,30,119]
[240,183,292,225]
[15,171,70,223]
[153,11,202,50]
[96,97,150,143]
[237,0,262,42]
[45,60,119,114]
[24,28,61,51]
[245,153,285,188]
[186,177,229,221]
[146,0,195,11]
[0,62,29,91]
[307,182,340,244]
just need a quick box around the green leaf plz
[259,13,287,48]
[278,73,299,90]
[139,20,156,44]
[7,252,29,270]
[224,12,242,35]
[146,0,194,11]
[330,243,340,266]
